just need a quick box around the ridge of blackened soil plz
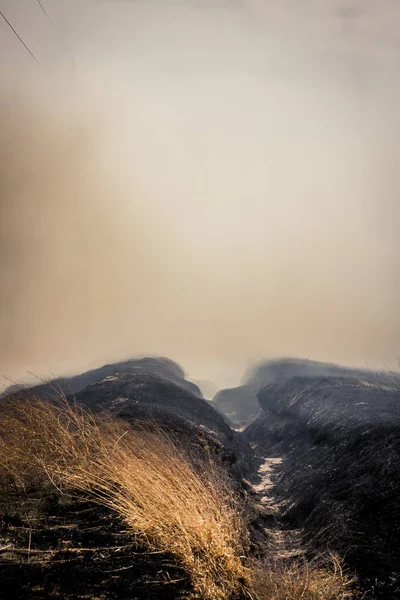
[73,372,256,480]
[214,358,400,428]
[213,385,259,428]
[244,375,400,597]
[2,357,202,400]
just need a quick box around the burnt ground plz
[0,485,191,600]
[245,375,400,598]
[0,478,274,600]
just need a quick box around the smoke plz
[0,1,399,387]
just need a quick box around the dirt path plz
[253,456,304,560]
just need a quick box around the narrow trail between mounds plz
[252,455,304,560]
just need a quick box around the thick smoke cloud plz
[0,1,399,387]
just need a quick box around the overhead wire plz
[35,0,55,30]
[1,2,77,76]
[34,0,77,77]
[0,9,40,64]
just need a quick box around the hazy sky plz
[0,1,399,387]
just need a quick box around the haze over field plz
[0,0,399,387]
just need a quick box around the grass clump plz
[0,394,248,599]
[249,554,357,600]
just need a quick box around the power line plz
[35,0,55,30]
[34,0,77,78]
[0,10,40,65]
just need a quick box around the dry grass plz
[0,392,360,600]
[0,393,249,599]
[249,554,358,600]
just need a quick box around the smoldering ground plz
[0,1,399,387]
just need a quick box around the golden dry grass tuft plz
[0,393,249,599]
[249,554,358,600]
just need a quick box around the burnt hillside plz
[213,357,398,427]
[245,375,400,597]
[73,371,255,479]
[2,357,202,400]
